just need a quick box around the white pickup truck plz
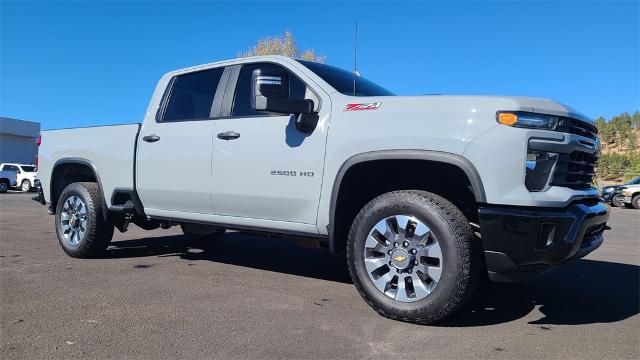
[36,55,609,324]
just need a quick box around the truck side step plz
[110,200,136,213]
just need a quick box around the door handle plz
[142,134,160,143]
[217,131,240,140]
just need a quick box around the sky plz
[1,0,638,130]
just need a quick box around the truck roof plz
[165,55,297,77]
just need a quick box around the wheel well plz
[331,159,480,252]
[51,163,98,209]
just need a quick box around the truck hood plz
[365,95,592,124]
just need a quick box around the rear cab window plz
[160,68,224,122]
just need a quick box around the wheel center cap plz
[70,215,77,227]
[391,249,411,269]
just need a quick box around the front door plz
[136,67,225,214]
[211,62,330,224]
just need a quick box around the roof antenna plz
[353,20,358,96]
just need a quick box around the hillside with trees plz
[595,111,640,185]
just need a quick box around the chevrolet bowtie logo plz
[394,255,407,262]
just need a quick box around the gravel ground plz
[1,192,639,359]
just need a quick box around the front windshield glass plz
[21,166,36,172]
[297,60,394,96]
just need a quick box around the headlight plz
[497,111,559,130]
[525,151,558,191]
[603,187,615,193]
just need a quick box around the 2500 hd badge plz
[270,170,315,177]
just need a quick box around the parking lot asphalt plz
[1,192,639,359]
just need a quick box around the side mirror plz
[251,68,314,115]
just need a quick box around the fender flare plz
[327,150,486,252]
[51,158,109,223]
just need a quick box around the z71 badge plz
[344,102,381,111]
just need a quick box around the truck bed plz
[38,123,141,207]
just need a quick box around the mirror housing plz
[251,68,314,115]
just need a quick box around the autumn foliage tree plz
[238,31,326,63]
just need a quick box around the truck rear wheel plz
[0,180,8,193]
[55,182,114,258]
[347,190,478,324]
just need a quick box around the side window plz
[3,165,17,172]
[162,67,224,122]
[231,63,307,117]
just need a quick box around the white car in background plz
[0,163,37,192]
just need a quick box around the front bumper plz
[623,196,632,204]
[479,201,609,282]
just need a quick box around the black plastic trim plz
[479,201,609,279]
[327,150,486,252]
[51,158,109,223]
[111,188,145,216]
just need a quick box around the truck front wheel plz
[347,190,478,324]
[55,182,114,258]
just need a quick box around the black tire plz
[632,195,640,209]
[611,194,625,207]
[0,180,8,193]
[347,190,479,324]
[21,179,31,192]
[180,223,225,243]
[55,182,114,258]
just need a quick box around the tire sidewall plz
[633,195,640,209]
[348,195,465,315]
[55,183,97,253]
[0,182,7,193]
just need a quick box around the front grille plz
[550,151,598,189]
[555,118,598,140]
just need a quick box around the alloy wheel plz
[60,195,88,246]
[363,215,443,302]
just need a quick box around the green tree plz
[238,31,326,63]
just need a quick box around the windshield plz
[297,60,394,96]
[21,166,36,172]
[626,177,640,185]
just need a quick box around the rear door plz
[136,67,226,214]
[210,61,331,224]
